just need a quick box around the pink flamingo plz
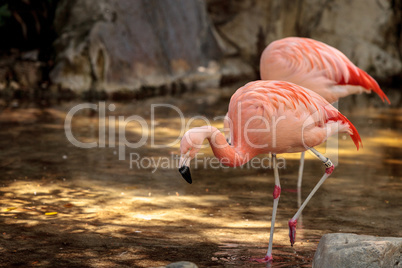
[259,37,390,204]
[178,80,362,262]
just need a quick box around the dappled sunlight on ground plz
[0,85,401,267]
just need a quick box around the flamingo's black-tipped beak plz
[178,165,192,184]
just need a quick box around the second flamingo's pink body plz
[260,37,390,104]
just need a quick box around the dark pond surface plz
[0,84,401,267]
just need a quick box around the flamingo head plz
[178,127,213,184]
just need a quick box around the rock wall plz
[49,0,402,93]
[208,0,402,80]
[50,0,223,92]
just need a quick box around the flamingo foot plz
[288,219,297,246]
[251,254,273,263]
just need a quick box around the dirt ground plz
[0,87,401,267]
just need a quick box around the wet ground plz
[0,83,401,267]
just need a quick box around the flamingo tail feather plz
[343,66,390,104]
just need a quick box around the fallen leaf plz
[45,212,58,216]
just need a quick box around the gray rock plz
[313,233,402,268]
[50,0,223,92]
[155,261,198,268]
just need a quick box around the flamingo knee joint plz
[273,185,281,199]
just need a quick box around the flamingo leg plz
[297,151,305,211]
[253,153,281,263]
[288,148,334,246]
[297,151,305,190]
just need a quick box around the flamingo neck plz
[207,127,254,167]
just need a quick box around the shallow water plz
[0,85,401,267]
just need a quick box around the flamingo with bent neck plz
[178,80,362,263]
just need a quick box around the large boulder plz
[50,0,223,92]
[313,233,402,268]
